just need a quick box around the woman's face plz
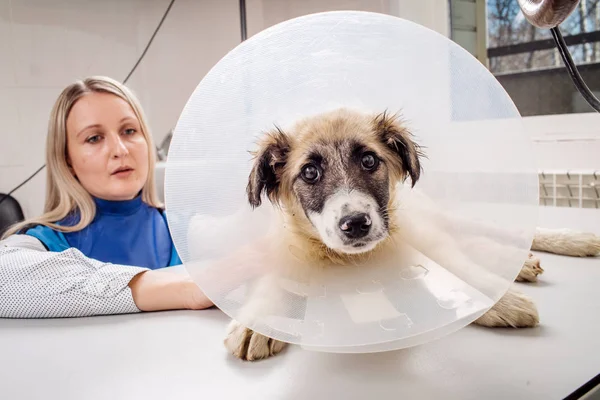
[65,91,149,201]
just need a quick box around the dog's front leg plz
[472,286,539,328]
[223,274,288,361]
[224,319,287,361]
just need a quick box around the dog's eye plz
[301,164,320,183]
[361,152,379,170]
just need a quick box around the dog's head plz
[246,108,424,255]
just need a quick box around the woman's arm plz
[128,268,213,311]
[0,234,212,319]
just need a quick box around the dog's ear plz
[246,127,291,208]
[373,111,424,187]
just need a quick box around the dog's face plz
[247,108,423,255]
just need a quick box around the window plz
[486,0,600,116]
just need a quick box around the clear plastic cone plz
[164,11,539,353]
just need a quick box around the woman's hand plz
[128,237,274,313]
[128,269,214,312]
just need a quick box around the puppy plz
[223,108,600,361]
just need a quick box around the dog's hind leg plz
[532,228,600,257]
[516,253,544,282]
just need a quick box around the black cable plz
[550,26,600,112]
[0,0,176,208]
[123,0,175,85]
[239,0,247,41]
[0,164,46,204]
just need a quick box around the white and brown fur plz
[223,108,600,361]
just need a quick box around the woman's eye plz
[301,164,321,183]
[361,152,379,170]
[86,135,101,144]
[124,128,137,135]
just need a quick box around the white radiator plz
[538,170,600,208]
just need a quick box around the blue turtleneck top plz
[22,195,181,269]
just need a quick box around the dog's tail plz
[532,228,600,257]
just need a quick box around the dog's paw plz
[516,253,544,282]
[473,288,539,328]
[224,320,287,361]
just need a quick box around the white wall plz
[246,0,390,37]
[244,0,448,38]
[526,112,600,171]
[388,0,449,37]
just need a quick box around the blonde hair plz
[2,76,162,239]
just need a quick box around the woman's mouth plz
[111,166,134,177]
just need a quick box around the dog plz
[222,108,600,361]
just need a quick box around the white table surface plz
[1,206,599,400]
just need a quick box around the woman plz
[0,76,213,318]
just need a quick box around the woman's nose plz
[110,136,130,158]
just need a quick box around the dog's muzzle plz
[307,189,386,254]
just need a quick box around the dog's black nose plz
[339,213,371,239]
